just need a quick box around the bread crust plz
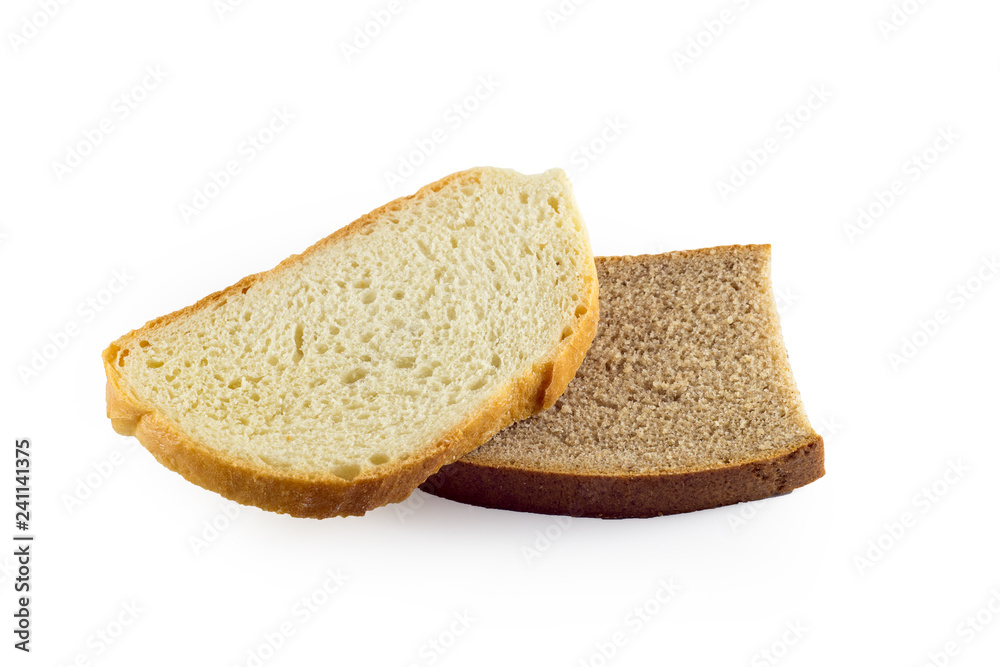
[420,435,823,518]
[102,167,599,518]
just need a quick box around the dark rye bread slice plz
[421,245,824,518]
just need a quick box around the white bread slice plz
[423,246,823,518]
[103,167,598,518]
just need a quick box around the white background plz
[2,0,999,665]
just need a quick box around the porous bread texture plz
[103,167,599,518]
[467,246,812,471]
[424,245,824,518]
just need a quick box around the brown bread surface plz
[422,245,824,518]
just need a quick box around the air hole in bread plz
[332,463,360,481]
[417,240,434,260]
[292,323,304,363]
[342,368,367,385]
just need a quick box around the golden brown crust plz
[421,435,823,518]
[102,167,599,518]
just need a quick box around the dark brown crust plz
[102,167,599,518]
[421,435,824,518]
